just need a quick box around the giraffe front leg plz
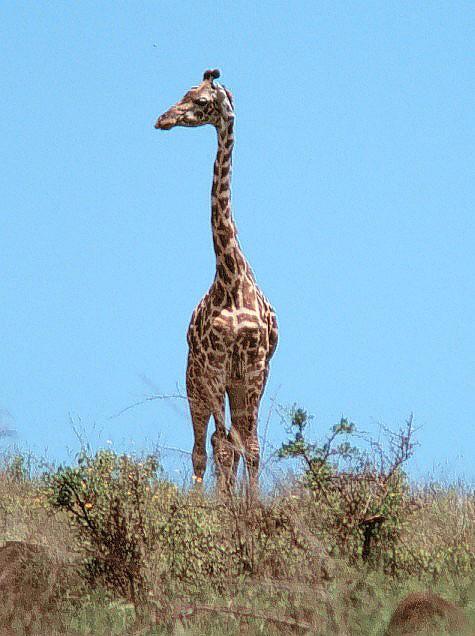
[190,409,210,484]
[193,373,230,492]
[228,372,266,494]
[227,421,260,492]
[227,425,244,486]
[211,429,233,492]
[186,364,211,485]
[243,367,271,492]
[211,412,235,493]
[226,381,248,488]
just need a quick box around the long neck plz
[211,117,249,286]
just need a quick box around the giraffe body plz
[155,70,278,488]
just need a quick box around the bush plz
[46,448,163,606]
[278,406,417,571]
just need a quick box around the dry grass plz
[0,449,473,635]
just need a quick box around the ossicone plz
[203,68,221,81]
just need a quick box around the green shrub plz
[46,448,164,605]
[278,406,416,572]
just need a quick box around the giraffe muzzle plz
[154,115,174,130]
[155,103,199,130]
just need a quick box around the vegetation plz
[0,409,474,634]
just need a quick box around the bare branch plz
[110,393,187,420]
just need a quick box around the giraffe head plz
[155,69,234,131]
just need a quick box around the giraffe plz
[155,69,278,490]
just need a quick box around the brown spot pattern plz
[224,253,235,274]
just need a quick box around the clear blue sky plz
[1,2,474,481]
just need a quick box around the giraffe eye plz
[195,97,208,106]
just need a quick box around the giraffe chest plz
[187,301,269,373]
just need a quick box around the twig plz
[176,603,313,631]
[139,374,188,417]
[160,444,192,456]
[110,393,187,419]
